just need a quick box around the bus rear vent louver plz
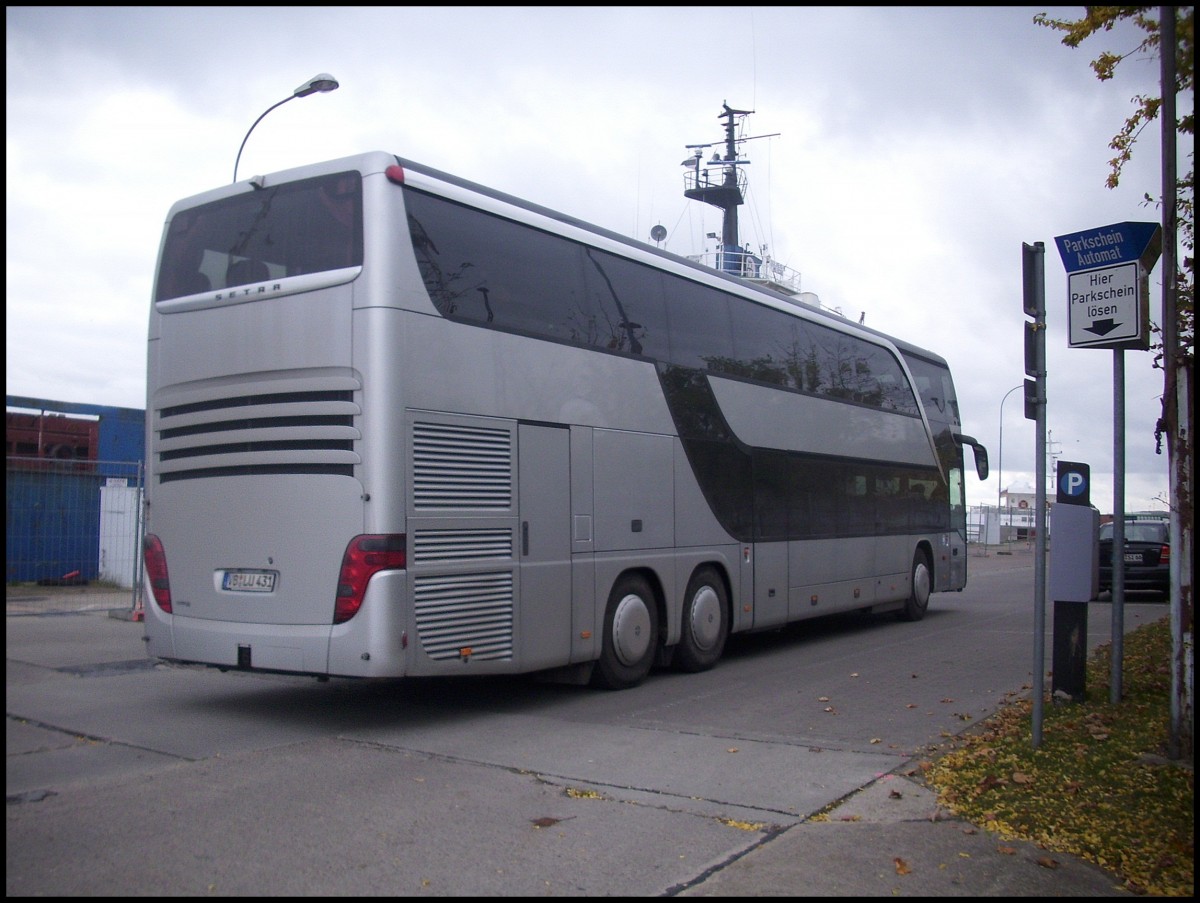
[154,387,361,482]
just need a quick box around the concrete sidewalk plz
[677,771,1130,896]
[5,582,139,618]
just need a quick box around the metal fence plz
[5,456,144,606]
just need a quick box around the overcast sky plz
[6,6,1188,514]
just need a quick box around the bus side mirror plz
[954,434,989,481]
[973,446,989,481]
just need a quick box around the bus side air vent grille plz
[154,383,361,483]
[413,571,514,661]
[411,421,513,511]
[412,528,514,564]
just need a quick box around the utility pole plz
[1159,5,1192,760]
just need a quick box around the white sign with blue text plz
[1053,221,1161,352]
[1066,262,1142,348]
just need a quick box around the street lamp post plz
[997,384,1023,544]
[233,73,339,184]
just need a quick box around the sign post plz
[1053,222,1161,704]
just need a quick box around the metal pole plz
[1112,350,1125,702]
[1025,241,1047,748]
[1159,5,1185,761]
[998,384,1023,546]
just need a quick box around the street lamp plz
[232,73,339,184]
[997,383,1023,542]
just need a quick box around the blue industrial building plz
[5,396,145,584]
[5,395,144,463]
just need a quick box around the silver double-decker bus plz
[143,151,988,689]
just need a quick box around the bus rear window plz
[155,171,363,301]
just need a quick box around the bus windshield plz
[154,171,363,301]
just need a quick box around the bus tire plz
[900,549,931,622]
[592,573,658,690]
[676,566,728,673]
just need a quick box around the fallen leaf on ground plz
[565,788,602,799]
[719,817,766,831]
[531,816,575,828]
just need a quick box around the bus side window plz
[664,281,733,371]
[727,301,793,386]
[582,250,670,360]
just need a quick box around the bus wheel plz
[592,574,658,690]
[900,549,932,622]
[676,566,728,672]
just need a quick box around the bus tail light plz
[143,534,172,613]
[334,534,406,624]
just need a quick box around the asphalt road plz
[6,547,1165,895]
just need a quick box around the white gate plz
[99,481,143,589]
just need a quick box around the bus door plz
[752,542,789,628]
[946,462,967,589]
[751,450,789,628]
[516,423,572,670]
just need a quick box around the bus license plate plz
[222,571,277,593]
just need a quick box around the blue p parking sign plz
[1056,461,1090,506]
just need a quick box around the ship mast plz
[684,103,752,254]
[679,103,841,313]
[682,103,778,279]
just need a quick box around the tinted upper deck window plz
[405,187,599,345]
[580,249,670,360]
[663,278,733,370]
[403,184,921,419]
[407,187,670,360]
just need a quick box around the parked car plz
[1098,514,1171,597]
